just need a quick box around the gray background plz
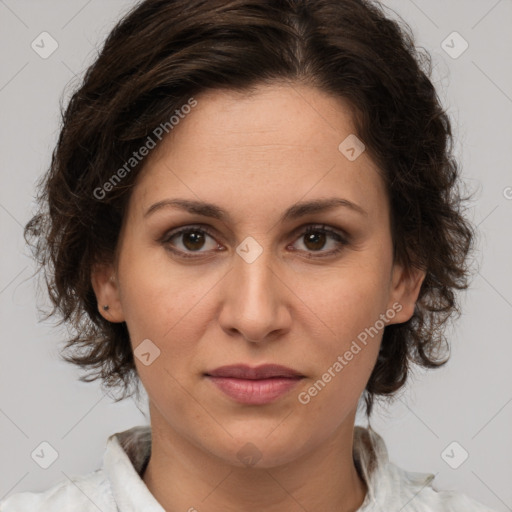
[0,1,511,510]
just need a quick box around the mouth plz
[204,364,305,405]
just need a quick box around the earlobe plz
[387,263,426,324]
[90,264,125,323]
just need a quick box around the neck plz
[142,409,367,512]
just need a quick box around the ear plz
[386,262,426,324]
[90,263,125,323]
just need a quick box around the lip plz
[206,364,303,379]
[205,364,304,405]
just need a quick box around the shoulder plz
[382,460,497,511]
[354,426,497,512]
[0,425,153,512]
[0,468,115,512]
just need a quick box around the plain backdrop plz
[0,1,511,510]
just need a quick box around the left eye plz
[292,225,348,257]
[160,224,349,259]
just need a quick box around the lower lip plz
[206,376,303,405]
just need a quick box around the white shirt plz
[0,424,497,511]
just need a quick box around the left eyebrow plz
[144,197,368,222]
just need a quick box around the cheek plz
[117,246,224,376]
[118,238,204,332]
[293,261,391,344]
[289,260,391,405]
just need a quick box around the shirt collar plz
[103,424,435,511]
[353,425,436,509]
[103,425,164,511]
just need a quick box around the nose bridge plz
[233,239,277,310]
[219,237,289,341]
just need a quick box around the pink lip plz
[205,364,304,405]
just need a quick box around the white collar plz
[103,424,474,511]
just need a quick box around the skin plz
[92,83,425,512]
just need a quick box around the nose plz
[218,244,292,344]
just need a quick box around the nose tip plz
[218,253,293,344]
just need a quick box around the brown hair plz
[25,0,475,416]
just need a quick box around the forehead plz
[130,83,387,223]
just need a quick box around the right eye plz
[160,225,223,259]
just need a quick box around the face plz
[93,83,424,468]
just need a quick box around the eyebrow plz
[144,197,368,222]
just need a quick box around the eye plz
[160,224,349,260]
[289,224,349,258]
[160,225,221,259]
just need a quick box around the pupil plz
[305,232,325,250]
[184,231,204,250]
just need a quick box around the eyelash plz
[160,224,349,260]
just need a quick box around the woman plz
[0,0,497,510]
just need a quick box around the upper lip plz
[205,364,304,379]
